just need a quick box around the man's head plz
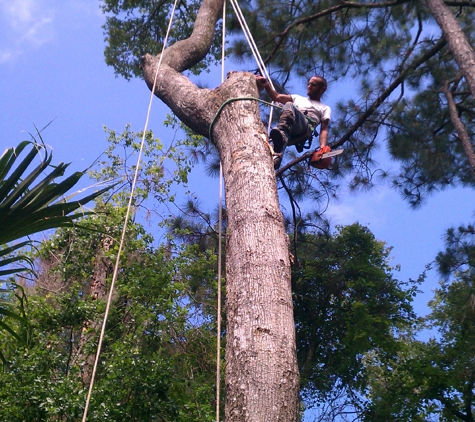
[307,76,327,101]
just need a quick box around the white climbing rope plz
[228,0,277,126]
[80,1,179,420]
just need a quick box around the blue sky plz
[1,0,474,319]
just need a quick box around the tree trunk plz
[77,235,113,387]
[216,73,300,422]
[140,1,300,419]
[426,0,475,97]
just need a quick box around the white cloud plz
[0,0,56,62]
[70,0,104,18]
[0,49,19,64]
[327,185,394,229]
[1,0,35,27]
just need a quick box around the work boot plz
[269,109,294,169]
[269,128,289,169]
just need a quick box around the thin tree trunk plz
[426,0,475,181]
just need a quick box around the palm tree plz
[0,138,110,365]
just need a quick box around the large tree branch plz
[141,61,219,137]
[439,396,471,421]
[141,0,226,137]
[160,0,225,72]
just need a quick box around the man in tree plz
[256,75,331,169]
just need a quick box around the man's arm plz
[256,76,292,104]
[319,119,329,148]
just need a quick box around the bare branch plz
[159,0,225,72]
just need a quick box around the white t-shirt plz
[291,94,331,126]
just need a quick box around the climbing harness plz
[209,96,320,158]
[294,115,318,153]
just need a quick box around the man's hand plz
[256,75,268,91]
[313,145,331,161]
[255,76,292,104]
[309,145,332,169]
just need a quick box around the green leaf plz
[0,139,113,364]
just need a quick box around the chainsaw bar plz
[320,149,344,159]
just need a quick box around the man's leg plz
[285,104,309,144]
[270,103,309,169]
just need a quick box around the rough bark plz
[216,73,300,422]
[426,0,475,97]
[77,235,113,387]
[141,0,300,420]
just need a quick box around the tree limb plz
[159,0,225,72]
[140,0,227,137]
[427,0,475,98]
[439,396,471,421]
[275,151,313,177]
[442,80,475,181]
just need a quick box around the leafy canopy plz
[363,221,475,421]
[102,0,475,205]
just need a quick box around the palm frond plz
[0,141,111,245]
[0,283,29,365]
[0,139,113,365]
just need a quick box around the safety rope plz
[80,1,179,420]
[209,97,280,142]
[228,0,277,128]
